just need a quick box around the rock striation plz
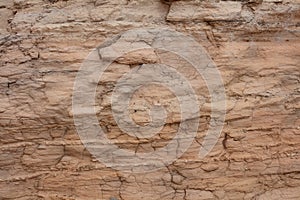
[0,0,299,199]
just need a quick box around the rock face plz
[0,0,299,199]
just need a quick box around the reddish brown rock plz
[0,0,299,199]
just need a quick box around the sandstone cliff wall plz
[0,0,299,199]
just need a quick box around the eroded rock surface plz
[0,0,299,199]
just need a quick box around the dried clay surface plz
[0,0,299,199]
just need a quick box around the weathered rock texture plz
[0,0,300,199]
